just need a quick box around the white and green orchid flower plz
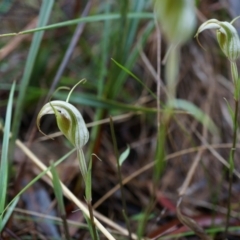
[195,18,240,62]
[154,0,196,45]
[37,81,89,181]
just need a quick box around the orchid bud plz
[37,100,89,181]
[154,0,196,45]
[195,19,240,62]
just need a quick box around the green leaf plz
[0,196,19,231]
[0,82,15,223]
[11,0,54,150]
[50,161,65,215]
[0,148,75,220]
[119,145,130,166]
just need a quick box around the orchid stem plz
[225,61,239,236]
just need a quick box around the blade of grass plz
[11,0,54,151]
[56,92,158,113]
[0,13,154,37]
[111,58,157,100]
[0,196,19,232]
[87,1,112,163]
[168,99,219,136]
[124,1,146,58]
[0,81,15,227]
[50,161,70,240]
[98,3,111,97]
[109,21,155,99]
[85,158,99,240]
[84,212,100,240]
[1,146,75,219]
[0,84,159,114]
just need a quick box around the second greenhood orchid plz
[37,81,89,181]
[196,17,240,235]
[195,18,240,62]
[154,0,196,45]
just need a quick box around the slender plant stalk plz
[109,117,132,240]
[225,61,239,235]
[61,213,71,240]
[87,202,98,240]
[137,197,156,238]
[85,158,98,240]
[50,160,71,239]
[137,18,163,239]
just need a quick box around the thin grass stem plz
[225,61,239,236]
[50,161,71,240]
[87,202,99,240]
[0,13,153,38]
[85,158,98,240]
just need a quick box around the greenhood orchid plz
[37,81,89,181]
[154,0,196,45]
[195,18,240,62]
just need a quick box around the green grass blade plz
[84,213,100,240]
[111,58,157,100]
[0,82,15,224]
[168,99,219,135]
[50,161,71,240]
[0,83,158,114]
[0,196,19,231]
[86,2,112,166]
[0,13,154,37]
[0,148,75,220]
[125,1,146,53]
[50,161,65,215]
[110,21,155,98]
[56,92,158,114]
[98,3,111,96]
[11,0,54,149]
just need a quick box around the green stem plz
[61,213,71,240]
[225,61,239,236]
[85,157,98,240]
[87,201,98,240]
